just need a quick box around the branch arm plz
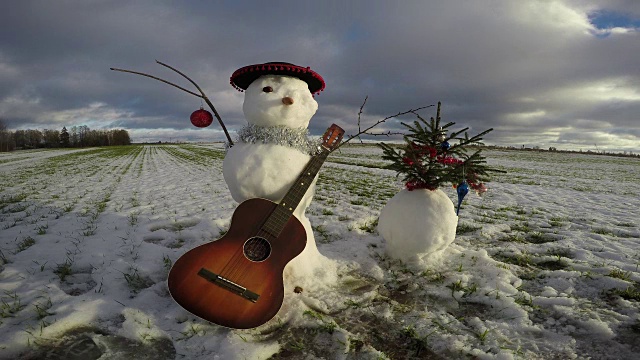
[359,105,435,135]
[355,96,368,144]
[155,60,208,99]
[201,96,233,146]
[363,131,404,137]
[335,104,435,151]
[110,67,202,97]
[155,60,233,146]
[110,62,234,146]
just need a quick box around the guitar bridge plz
[197,268,260,303]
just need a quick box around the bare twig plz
[355,96,368,144]
[154,61,230,144]
[334,98,435,151]
[155,60,204,96]
[109,67,200,97]
[366,131,404,137]
[110,61,234,146]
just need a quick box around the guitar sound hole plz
[243,237,272,262]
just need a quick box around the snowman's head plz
[243,75,318,129]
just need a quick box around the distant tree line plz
[0,119,131,152]
[484,144,639,158]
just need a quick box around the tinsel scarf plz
[227,124,321,155]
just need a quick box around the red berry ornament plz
[190,108,213,128]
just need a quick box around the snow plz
[378,188,458,262]
[0,144,638,359]
[223,142,317,216]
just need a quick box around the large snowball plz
[243,75,318,129]
[378,188,458,261]
[223,142,317,216]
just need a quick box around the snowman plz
[223,62,335,290]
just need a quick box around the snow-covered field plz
[0,144,638,359]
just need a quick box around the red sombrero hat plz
[230,62,325,95]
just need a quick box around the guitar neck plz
[261,147,330,237]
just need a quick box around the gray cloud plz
[0,0,638,151]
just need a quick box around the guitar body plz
[167,198,307,329]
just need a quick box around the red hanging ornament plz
[402,156,414,166]
[190,107,213,128]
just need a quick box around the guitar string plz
[230,201,290,278]
[234,152,327,285]
[224,195,296,282]
[235,188,300,283]
[219,158,318,282]
[230,166,314,283]
[233,192,306,283]
[217,147,331,287]
[219,185,295,278]
[219,203,274,281]
[224,155,320,284]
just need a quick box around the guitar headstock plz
[321,124,345,152]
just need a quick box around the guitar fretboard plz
[261,148,329,237]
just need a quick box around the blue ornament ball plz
[457,181,469,197]
[441,141,451,150]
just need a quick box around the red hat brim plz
[230,62,325,95]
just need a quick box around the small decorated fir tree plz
[378,102,501,196]
[377,102,504,260]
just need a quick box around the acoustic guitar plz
[168,124,344,329]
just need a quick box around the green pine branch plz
[378,102,505,192]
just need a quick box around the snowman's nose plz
[282,97,294,105]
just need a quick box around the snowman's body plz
[223,74,329,284]
[223,142,317,217]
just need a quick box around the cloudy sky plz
[1,0,639,151]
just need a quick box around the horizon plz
[4,124,640,155]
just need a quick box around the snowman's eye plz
[262,86,273,93]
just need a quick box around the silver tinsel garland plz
[226,124,321,155]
